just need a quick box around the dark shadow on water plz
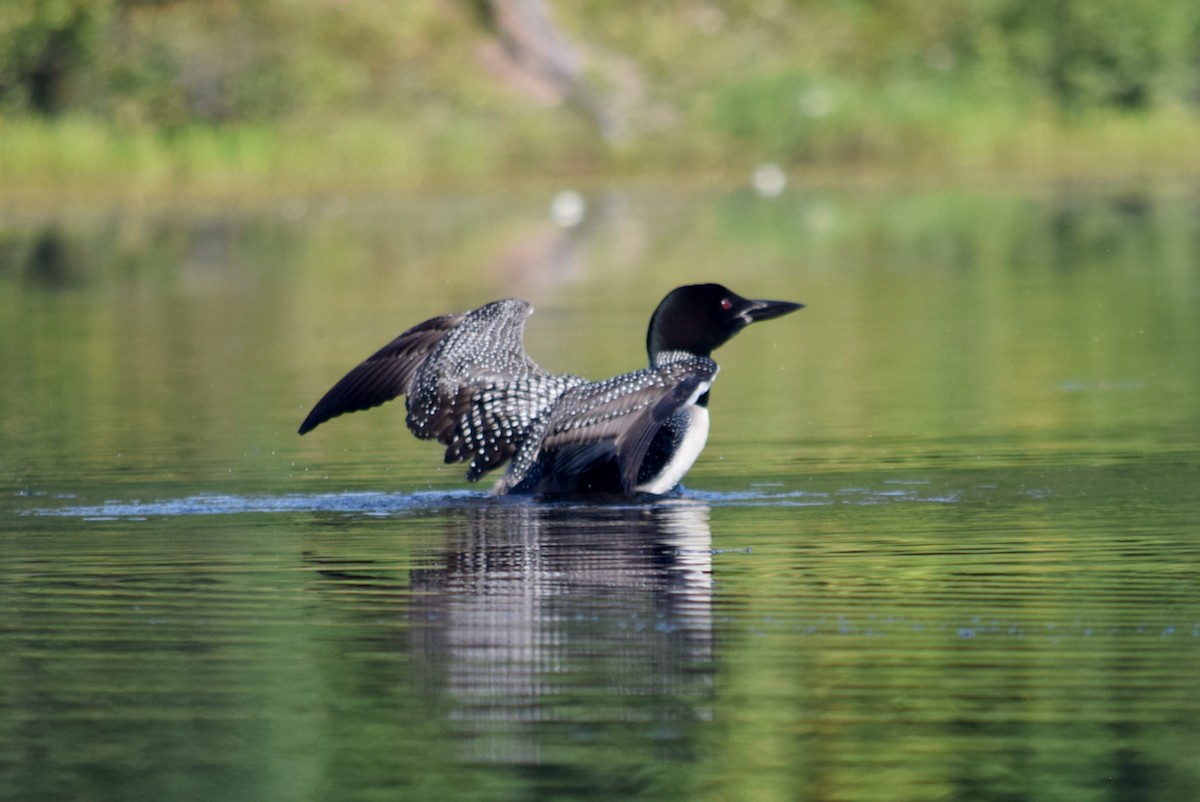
[6,227,86,290]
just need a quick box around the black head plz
[646,283,803,362]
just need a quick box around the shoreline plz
[3,112,1200,208]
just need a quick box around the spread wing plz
[298,313,465,435]
[497,356,718,494]
[300,298,583,483]
[437,373,584,481]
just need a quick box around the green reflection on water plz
[1,184,1198,801]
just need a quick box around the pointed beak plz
[738,298,804,325]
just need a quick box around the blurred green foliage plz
[0,0,109,114]
[1,0,1198,193]
[1,0,459,123]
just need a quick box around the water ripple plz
[25,490,480,520]
[23,482,968,520]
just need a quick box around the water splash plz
[24,480,965,520]
[26,490,479,520]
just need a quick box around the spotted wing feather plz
[444,374,584,481]
[496,356,717,493]
[397,300,587,481]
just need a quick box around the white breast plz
[634,404,710,495]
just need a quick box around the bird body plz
[299,284,801,496]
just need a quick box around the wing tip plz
[297,407,328,435]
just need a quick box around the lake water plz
[2,182,1199,801]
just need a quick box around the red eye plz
[720,298,733,311]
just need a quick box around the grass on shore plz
[3,104,1200,203]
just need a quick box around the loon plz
[298,284,802,496]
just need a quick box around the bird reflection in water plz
[409,498,715,764]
